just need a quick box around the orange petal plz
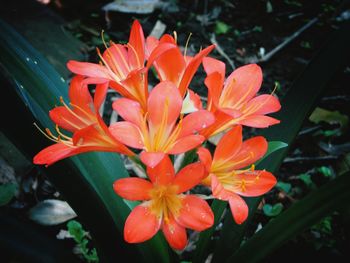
[120,69,148,109]
[49,107,87,132]
[146,155,174,183]
[222,64,262,108]
[211,175,235,201]
[177,195,214,231]
[200,109,234,138]
[146,42,177,68]
[197,147,212,172]
[67,60,111,79]
[178,110,215,137]
[238,115,280,128]
[141,151,167,168]
[178,45,215,96]
[147,81,182,127]
[103,44,129,77]
[228,194,248,224]
[113,178,152,201]
[232,170,277,197]
[73,124,132,155]
[109,81,137,100]
[153,47,185,84]
[145,36,159,60]
[188,89,202,110]
[108,122,144,149]
[168,135,205,154]
[159,34,176,44]
[219,108,242,118]
[204,72,224,111]
[94,82,109,110]
[244,94,281,115]
[213,125,242,163]
[112,98,143,127]
[72,124,104,146]
[128,20,145,69]
[202,57,226,78]
[173,162,206,193]
[68,75,93,114]
[162,216,187,250]
[124,205,161,243]
[33,143,77,166]
[229,136,268,170]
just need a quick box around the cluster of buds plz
[34,20,281,250]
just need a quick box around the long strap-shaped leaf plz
[195,19,350,263]
[0,20,171,263]
[226,172,350,262]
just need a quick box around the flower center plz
[149,184,181,223]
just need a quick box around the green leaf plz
[67,220,85,243]
[299,173,314,187]
[256,141,288,166]
[215,21,230,35]
[226,173,350,262]
[0,183,17,206]
[276,182,292,193]
[0,19,170,263]
[317,166,333,177]
[263,203,284,217]
[309,107,348,128]
[67,220,99,263]
[212,20,350,263]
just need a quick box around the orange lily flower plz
[109,80,214,168]
[197,125,277,224]
[113,156,214,250]
[33,76,133,166]
[146,34,215,110]
[67,20,176,110]
[200,57,281,138]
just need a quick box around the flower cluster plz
[33,20,280,250]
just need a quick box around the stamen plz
[113,43,130,74]
[229,82,255,109]
[162,114,183,152]
[240,179,246,192]
[55,125,72,140]
[140,112,151,150]
[219,78,236,107]
[184,32,192,58]
[33,123,58,143]
[127,43,142,68]
[241,84,278,116]
[152,98,169,151]
[69,102,94,120]
[96,47,120,80]
[45,128,59,141]
[60,97,93,126]
[173,31,177,44]
[251,164,255,171]
[101,30,109,50]
[213,152,252,171]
